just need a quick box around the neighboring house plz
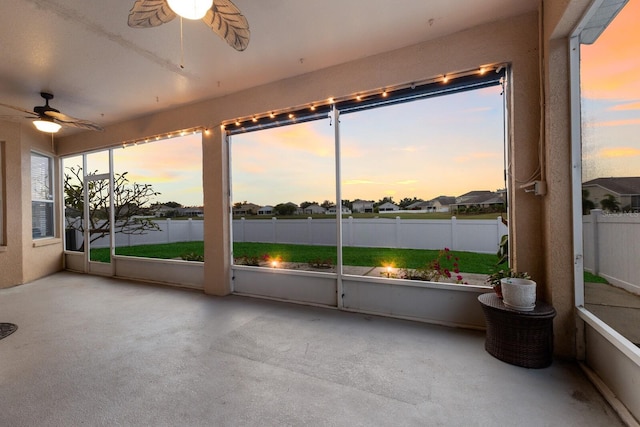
[406,200,428,210]
[352,199,374,213]
[582,177,640,211]
[451,190,505,212]
[258,205,274,215]
[428,196,456,213]
[326,205,352,214]
[153,204,175,217]
[303,204,326,215]
[178,207,204,217]
[407,196,456,212]
[233,203,261,216]
[377,202,400,212]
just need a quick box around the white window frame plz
[31,151,55,239]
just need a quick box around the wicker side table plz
[478,293,556,368]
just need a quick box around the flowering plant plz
[394,248,466,284]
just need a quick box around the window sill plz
[32,238,62,248]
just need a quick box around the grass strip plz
[90,241,610,283]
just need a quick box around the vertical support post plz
[570,35,585,309]
[109,149,115,275]
[451,216,458,250]
[166,218,171,243]
[333,106,344,308]
[395,216,401,248]
[591,209,602,275]
[272,217,277,243]
[82,155,89,273]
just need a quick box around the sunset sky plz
[66,2,638,208]
[231,85,505,206]
[580,1,640,182]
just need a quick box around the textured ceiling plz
[0,0,538,135]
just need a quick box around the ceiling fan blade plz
[44,111,104,132]
[0,101,38,117]
[202,0,250,51]
[128,0,176,28]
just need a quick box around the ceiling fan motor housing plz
[33,93,60,118]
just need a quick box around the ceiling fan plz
[128,0,250,51]
[0,92,104,133]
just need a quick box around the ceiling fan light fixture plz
[167,0,213,20]
[33,119,61,133]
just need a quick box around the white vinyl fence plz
[76,218,204,250]
[233,216,507,253]
[583,209,640,294]
[78,216,507,254]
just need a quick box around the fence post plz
[307,217,313,244]
[395,216,401,248]
[347,216,353,246]
[166,218,171,243]
[591,209,602,275]
[188,218,192,241]
[239,217,245,242]
[451,216,458,250]
[272,217,277,243]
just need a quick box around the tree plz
[64,166,161,250]
[320,200,333,209]
[274,202,297,216]
[163,201,183,208]
[299,201,317,209]
[399,197,420,209]
[582,189,595,215]
[600,194,619,212]
[375,196,394,207]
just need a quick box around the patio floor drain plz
[0,323,17,340]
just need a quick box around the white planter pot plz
[500,278,536,311]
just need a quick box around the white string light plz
[221,64,507,130]
[119,126,205,148]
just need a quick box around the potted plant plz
[485,269,531,300]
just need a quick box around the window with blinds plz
[31,152,54,239]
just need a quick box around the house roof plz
[0,1,537,136]
[455,191,504,206]
[378,202,399,208]
[583,177,640,195]
[430,196,457,205]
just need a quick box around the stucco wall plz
[0,122,24,288]
[0,122,63,288]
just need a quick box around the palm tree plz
[600,194,620,212]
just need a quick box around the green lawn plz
[91,241,496,274]
[90,241,609,282]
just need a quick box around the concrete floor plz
[0,272,625,426]
[585,281,640,346]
